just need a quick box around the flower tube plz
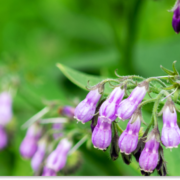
[74,89,101,123]
[45,138,72,172]
[20,123,42,159]
[99,87,125,121]
[172,0,180,33]
[92,116,112,150]
[59,106,75,118]
[161,100,180,148]
[139,128,160,173]
[116,81,148,120]
[118,109,141,154]
[31,137,47,171]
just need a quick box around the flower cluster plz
[75,81,149,151]
[74,68,180,176]
[0,91,13,150]
[19,105,77,176]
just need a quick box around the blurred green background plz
[0,0,180,176]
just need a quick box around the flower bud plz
[20,136,38,159]
[172,0,180,33]
[161,100,180,149]
[110,129,120,161]
[52,123,63,139]
[59,106,75,118]
[121,153,132,165]
[20,123,42,159]
[0,92,12,126]
[42,167,56,176]
[156,145,167,176]
[118,109,141,155]
[0,126,8,150]
[45,138,72,172]
[139,128,160,173]
[116,81,148,120]
[31,138,47,172]
[99,87,125,121]
[74,89,101,123]
[92,116,112,150]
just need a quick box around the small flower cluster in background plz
[19,105,85,176]
[74,62,180,176]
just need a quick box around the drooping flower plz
[118,109,141,155]
[139,128,160,173]
[172,0,180,33]
[99,87,125,121]
[20,136,38,159]
[59,106,75,118]
[74,89,102,123]
[45,138,72,172]
[20,123,42,159]
[42,167,56,176]
[0,126,8,150]
[92,116,112,150]
[52,123,63,139]
[161,100,180,149]
[0,92,12,126]
[116,81,148,120]
[31,137,47,171]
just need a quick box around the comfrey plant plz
[74,61,180,176]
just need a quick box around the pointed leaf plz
[57,63,112,94]
[172,61,179,75]
[163,85,175,90]
[160,65,175,75]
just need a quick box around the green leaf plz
[56,63,113,94]
[160,65,175,76]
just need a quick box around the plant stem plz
[146,77,167,88]
[68,135,88,155]
[115,123,124,134]
[39,117,68,124]
[21,106,50,129]
[152,90,169,128]
[138,98,157,109]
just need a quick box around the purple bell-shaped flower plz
[74,89,101,124]
[31,137,47,171]
[116,81,148,120]
[92,116,112,150]
[59,106,75,118]
[139,128,160,173]
[99,87,125,121]
[172,0,180,33]
[20,123,42,159]
[161,100,180,149]
[118,109,141,154]
[45,138,72,172]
